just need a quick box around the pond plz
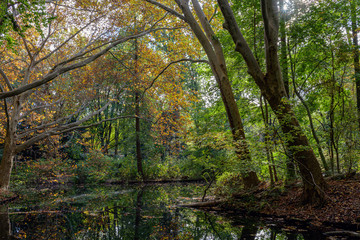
[1,183,329,239]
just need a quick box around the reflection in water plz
[0,205,11,240]
[5,184,326,239]
[134,188,143,240]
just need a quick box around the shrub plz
[72,150,115,184]
[215,171,242,197]
[11,158,73,187]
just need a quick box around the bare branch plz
[34,15,105,66]
[17,101,92,139]
[19,100,62,120]
[21,36,33,62]
[217,0,264,84]
[145,0,186,21]
[15,101,113,153]
[0,67,13,90]
[209,6,218,23]
[191,0,226,67]
[141,58,209,100]
[48,1,101,13]
[60,115,138,133]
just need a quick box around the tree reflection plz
[3,184,322,239]
[0,205,11,240]
[134,187,143,240]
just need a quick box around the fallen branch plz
[324,231,360,238]
[178,200,224,208]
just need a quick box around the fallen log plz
[324,231,360,238]
[178,200,224,208]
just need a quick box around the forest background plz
[0,0,359,205]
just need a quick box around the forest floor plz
[220,174,360,231]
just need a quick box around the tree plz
[146,0,260,188]
[217,0,326,203]
[0,0,176,190]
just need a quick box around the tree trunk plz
[279,1,297,182]
[146,0,260,188]
[268,98,327,204]
[279,0,289,98]
[135,90,144,179]
[0,95,21,191]
[217,0,326,204]
[134,38,144,179]
[260,95,274,185]
[0,136,15,191]
[114,119,119,156]
[176,0,259,188]
[270,151,278,182]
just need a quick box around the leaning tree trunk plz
[266,95,327,204]
[217,0,326,203]
[176,0,260,188]
[146,0,260,188]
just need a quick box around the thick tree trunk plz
[0,96,21,191]
[267,98,327,204]
[146,0,260,188]
[217,0,326,203]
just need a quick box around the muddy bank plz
[183,177,360,233]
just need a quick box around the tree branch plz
[145,0,186,21]
[140,58,209,100]
[0,27,178,100]
[15,101,113,153]
[0,67,13,90]
[34,15,105,66]
[217,0,264,85]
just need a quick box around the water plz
[0,183,330,239]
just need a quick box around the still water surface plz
[1,183,327,239]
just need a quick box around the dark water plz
[0,183,331,239]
